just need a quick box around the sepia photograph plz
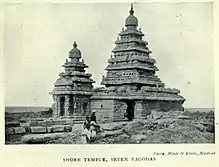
[4,2,215,145]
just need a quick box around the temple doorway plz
[60,96,65,116]
[125,100,135,121]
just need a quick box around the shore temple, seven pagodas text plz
[51,4,185,122]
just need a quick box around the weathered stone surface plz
[29,121,38,126]
[178,115,189,119]
[150,110,163,119]
[30,126,47,134]
[64,125,73,132]
[131,134,147,141]
[20,122,30,128]
[14,127,26,134]
[38,121,47,126]
[46,120,54,126]
[206,124,214,133]
[196,123,205,132]
[6,127,15,135]
[21,133,69,144]
[103,129,123,137]
[52,120,69,125]
[51,125,65,132]
[47,125,72,133]
[5,122,20,128]
[101,122,126,131]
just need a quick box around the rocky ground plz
[48,110,214,144]
[5,110,215,144]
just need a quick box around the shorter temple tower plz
[51,41,95,117]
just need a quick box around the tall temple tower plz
[51,41,95,117]
[91,4,185,122]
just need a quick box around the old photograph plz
[4,2,214,144]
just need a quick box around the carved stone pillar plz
[52,95,58,117]
[134,100,144,119]
[57,96,61,117]
[65,95,70,116]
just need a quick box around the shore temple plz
[51,4,185,122]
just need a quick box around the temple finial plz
[130,3,134,15]
[73,41,77,48]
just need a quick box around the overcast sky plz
[4,2,213,108]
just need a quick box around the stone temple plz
[51,41,95,117]
[91,4,185,122]
[51,4,185,122]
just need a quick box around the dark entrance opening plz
[60,96,65,116]
[125,100,135,121]
[69,95,74,115]
[83,102,88,115]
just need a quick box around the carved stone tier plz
[51,41,94,117]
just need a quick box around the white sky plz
[4,2,214,108]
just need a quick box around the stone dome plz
[125,4,138,27]
[69,41,81,58]
[125,15,138,26]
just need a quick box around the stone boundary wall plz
[5,118,75,142]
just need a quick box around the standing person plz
[90,110,97,124]
[89,125,97,143]
[83,116,91,130]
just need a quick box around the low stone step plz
[5,122,20,128]
[30,126,47,134]
[14,127,26,134]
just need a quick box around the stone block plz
[14,127,26,134]
[47,127,53,133]
[65,119,74,125]
[20,122,30,128]
[38,121,47,126]
[51,125,65,132]
[52,120,68,125]
[5,122,20,128]
[30,121,39,126]
[196,123,205,132]
[30,126,47,134]
[6,127,14,135]
[46,120,54,126]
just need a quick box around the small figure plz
[80,127,91,144]
[89,125,97,143]
[90,110,97,124]
[83,115,91,130]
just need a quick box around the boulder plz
[196,123,205,132]
[150,111,163,119]
[206,124,215,133]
